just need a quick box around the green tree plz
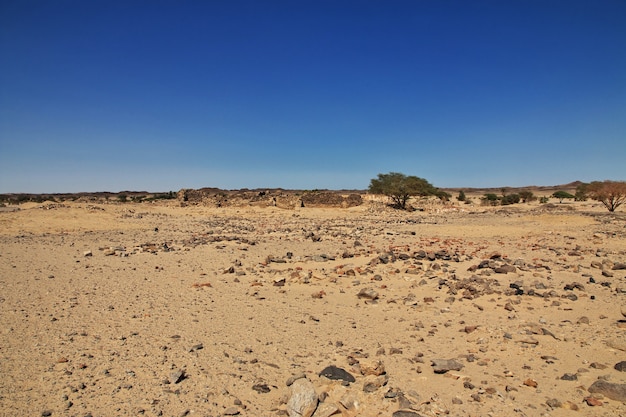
[575,183,589,201]
[552,191,575,203]
[457,190,466,202]
[587,180,626,212]
[501,193,520,205]
[519,190,534,203]
[368,172,437,210]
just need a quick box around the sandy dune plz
[1,198,625,417]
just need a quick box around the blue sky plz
[1,0,625,193]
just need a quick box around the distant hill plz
[0,182,585,204]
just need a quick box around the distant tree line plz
[368,174,626,213]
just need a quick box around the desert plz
[1,190,625,417]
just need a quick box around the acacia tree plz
[519,190,534,203]
[369,172,437,210]
[552,190,575,203]
[587,180,626,212]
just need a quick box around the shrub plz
[519,190,535,203]
[501,193,520,205]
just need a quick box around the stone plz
[431,358,463,373]
[223,407,240,415]
[83,250,92,257]
[357,288,379,300]
[319,365,355,383]
[169,369,185,384]
[584,397,603,406]
[614,361,626,372]
[495,265,516,274]
[546,398,562,408]
[359,359,386,376]
[252,383,271,393]
[523,378,538,388]
[588,380,626,402]
[311,403,339,417]
[363,374,389,392]
[606,339,626,352]
[560,373,577,381]
[392,411,423,417]
[286,372,306,386]
[287,378,318,417]
[613,263,626,270]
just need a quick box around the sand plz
[1,197,625,417]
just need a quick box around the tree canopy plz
[552,190,575,203]
[368,172,438,210]
[587,180,626,212]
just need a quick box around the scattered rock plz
[523,378,538,388]
[252,383,271,393]
[588,380,626,402]
[614,361,626,372]
[363,374,389,392]
[431,358,463,374]
[287,378,318,417]
[319,365,355,383]
[357,288,379,300]
[169,369,185,384]
[392,411,423,417]
[584,397,603,406]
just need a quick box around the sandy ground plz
[1,198,625,417]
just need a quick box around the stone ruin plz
[176,188,363,209]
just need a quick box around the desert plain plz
[1,193,625,417]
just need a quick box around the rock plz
[358,359,386,376]
[584,397,603,406]
[169,369,185,384]
[363,374,389,392]
[392,411,423,417]
[613,263,626,270]
[546,398,562,408]
[495,265,516,274]
[588,380,626,402]
[252,383,271,393]
[614,361,626,372]
[523,378,538,388]
[621,305,626,318]
[560,373,578,381]
[431,359,463,373]
[286,373,306,386]
[357,288,379,300]
[83,250,92,257]
[564,282,585,291]
[287,378,318,417]
[319,365,355,383]
[606,339,626,352]
[312,403,339,417]
[223,407,240,415]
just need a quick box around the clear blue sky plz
[1,0,625,193]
